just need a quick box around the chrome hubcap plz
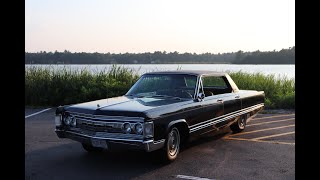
[168,129,180,156]
[239,115,246,128]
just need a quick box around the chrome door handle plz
[217,99,223,102]
[235,95,240,99]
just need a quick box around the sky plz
[25,0,295,54]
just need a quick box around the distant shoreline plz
[25,47,295,64]
[25,63,295,65]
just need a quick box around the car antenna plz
[97,67,109,110]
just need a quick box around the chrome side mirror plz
[196,92,205,101]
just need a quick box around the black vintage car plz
[55,70,265,162]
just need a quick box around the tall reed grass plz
[25,65,139,106]
[229,72,295,109]
[25,66,294,109]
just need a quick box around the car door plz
[215,76,242,128]
[217,93,241,128]
[195,75,241,130]
[188,77,224,137]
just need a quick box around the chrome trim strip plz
[153,139,165,144]
[190,103,264,128]
[143,139,154,144]
[190,103,264,133]
[56,129,145,142]
[145,139,166,152]
[68,127,144,139]
[96,100,131,110]
[56,129,165,152]
[109,141,141,147]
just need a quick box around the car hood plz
[64,96,190,118]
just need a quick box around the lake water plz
[25,64,295,79]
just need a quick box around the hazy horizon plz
[26,0,295,54]
[25,46,294,54]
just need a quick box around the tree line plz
[25,46,294,64]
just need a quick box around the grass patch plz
[25,66,295,109]
[229,71,295,109]
[25,65,139,106]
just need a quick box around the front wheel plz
[161,127,181,162]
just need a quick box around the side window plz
[202,76,227,88]
[201,76,231,96]
[185,76,197,88]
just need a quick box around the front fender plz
[166,119,189,134]
[55,104,74,115]
[55,106,64,115]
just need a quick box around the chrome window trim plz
[194,75,205,100]
[193,75,200,99]
[199,75,204,95]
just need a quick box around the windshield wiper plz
[146,95,182,100]
[126,94,145,98]
[127,94,183,100]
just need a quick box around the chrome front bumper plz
[55,129,165,152]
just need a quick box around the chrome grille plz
[66,111,144,122]
[76,118,123,133]
[64,112,146,141]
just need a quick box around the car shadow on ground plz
[25,128,231,179]
[26,143,167,179]
[181,127,230,151]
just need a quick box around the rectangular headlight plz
[144,122,154,138]
[55,115,62,126]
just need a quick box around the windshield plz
[126,74,198,99]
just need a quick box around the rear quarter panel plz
[239,90,265,109]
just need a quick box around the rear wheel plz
[230,114,247,133]
[82,143,104,153]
